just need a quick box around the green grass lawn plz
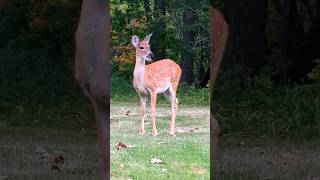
[110,102,210,180]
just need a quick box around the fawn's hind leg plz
[165,88,178,136]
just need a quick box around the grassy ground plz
[1,124,319,180]
[110,102,210,180]
[0,126,98,180]
[217,137,320,180]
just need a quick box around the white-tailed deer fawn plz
[210,6,228,177]
[75,1,110,179]
[131,34,181,136]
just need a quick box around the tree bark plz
[0,0,7,10]
[143,0,151,29]
[151,0,166,60]
[289,10,320,83]
[223,0,269,88]
[180,10,196,85]
[279,0,305,83]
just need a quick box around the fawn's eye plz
[140,47,144,49]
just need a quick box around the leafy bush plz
[308,59,320,84]
[215,70,320,139]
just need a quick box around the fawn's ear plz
[143,33,152,43]
[131,35,139,47]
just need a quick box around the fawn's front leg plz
[139,94,146,134]
[150,91,158,136]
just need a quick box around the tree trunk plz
[223,0,269,88]
[195,27,210,88]
[151,0,166,60]
[289,10,320,83]
[279,0,305,83]
[0,0,7,10]
[143,0,151,29]
[180,10,196,85]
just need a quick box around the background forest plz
[0,0,319,139]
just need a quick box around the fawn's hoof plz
[169,131,176,136]
[139,129,145,135]
[152,131,158,136]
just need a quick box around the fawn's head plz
[131,34,154,62]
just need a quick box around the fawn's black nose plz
[147,52,154,59]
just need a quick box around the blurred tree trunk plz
[279,0,305,83]
[0,0,7,10]
[289,10,320,83]
[180,10,196,85]
[151,0,166,60]
[195,52,208,88]
[223,0,269,89]
[143,0,151,29]
[195,27,210,88]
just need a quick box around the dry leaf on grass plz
[189,127,199,132]
[192,166,206,174]
[35,147,65,171]
[161,168,167,172]
[115,142,135,150]
[157,142,167,145]
[35,147,49,157]
[51,164,62,171]
[115,142,127,150]
[51,155,65,171]
[126,144,135,148]
[121,108,131,116]
[119,164,125,170]
[53,155,65,164]
[177,127,200,133]
[151,158,164,164]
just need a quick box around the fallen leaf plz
[121,108,130,115]
[176,128,186,133]
[192,166,206,174]
[189,127,199,132]
[51,164,62,171]
[53,155,65,164]
[126,144,135,148]
[35,146,50,160]
[157,142,167,145]
[35,147,49,155]
[115,142,127,150]
[115,142,134,150]
[151,158,164,164]
[119,164,125,170]
[50,154,65,171]
[161,168,167,172]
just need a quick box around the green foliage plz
[110,103,209,179]
[111,74,209,106]
[0,0,87,127]
[308,59,320,84]
[215,70,320,139]
[110,0,210,82]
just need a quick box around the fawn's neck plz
[133,56,146,86]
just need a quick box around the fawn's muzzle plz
[147,52,154,59]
